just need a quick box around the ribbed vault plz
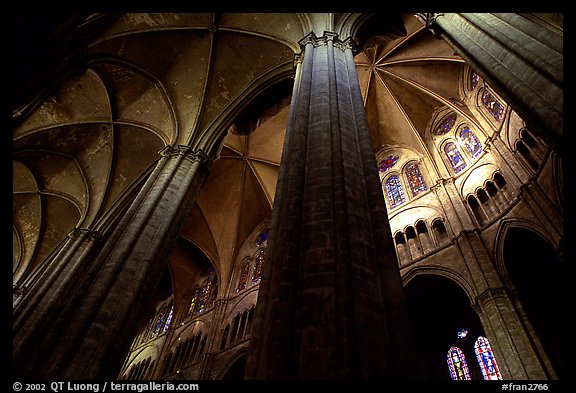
[356,14,465,158]
[12,13,466,303]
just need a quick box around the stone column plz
[13,145,211,379]
[432,178,475,234]
[473,288,552,379]
[457,230,554,379]
[244,32,414,379]
[13,227,104,310]
[429,13,562,148]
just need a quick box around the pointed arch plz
[494,221,563,377]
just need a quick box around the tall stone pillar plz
[13,145,211,379]
[473,288,552,379]
[428,13,563,148]
[245,32,414,379]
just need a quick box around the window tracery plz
[435,113,457,136]
[378,154,399,173]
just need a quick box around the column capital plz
[424,13,445,36]
[298,31,356,52]
[472,287,509,311]
[425,13,444,27]
[160,145,211,164]
[430,176,454,192]
[68,227,104,243]
[13,284,29,299]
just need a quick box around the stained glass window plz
[459,127,483,159]
[436,113,457,136]
[252,248,265,284]
[197,271,216,314]
[378,154,399,173]
[474,337,502,380]
[237,257,250,292]
[162,304,173,334]
[151,301,172,338]
[385,175,406,208]
[447,346,471,380]
[470,71,479,90]
[141,315,155,343]
[256,228,269,246]
[405,163,427,197]
[481,89,505,123]
[188,287,200,317]
[444,142,467,173]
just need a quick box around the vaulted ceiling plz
[12,13,465,306]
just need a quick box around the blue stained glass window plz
[162,304,173,334]
[256,228,269,246]
[378,155,399,173]
[385,175,406,208]
[447,346,471,380]
[151,301,172,338]
[459,127,483,159]
[436,113,457,136]
[474,337,502,380]
[444,142,467,173]
[481,89,505,123]
[405,163,427,197]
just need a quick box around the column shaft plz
[245,32,413,379]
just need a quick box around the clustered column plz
[13,145,211,379]
[429,13,563,147]
[245,31,414,379]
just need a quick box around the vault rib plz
[374,23,426,65]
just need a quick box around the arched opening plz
[405,274,485,380]
[503,227,563,378]
[221,354,247,380]
[431,219,449,245]
[467,195,487,226]
[516,140,539,171]
[405,225,421,259]
[415,220,432,254]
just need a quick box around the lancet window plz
[405,162,427,196]
[385,174,406,208]
[447,346,471,380]
[236,227,268,293]
[444,142,467,174]
[459,127,483,159]
[474,336,502,380]
[481,89,505,123]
